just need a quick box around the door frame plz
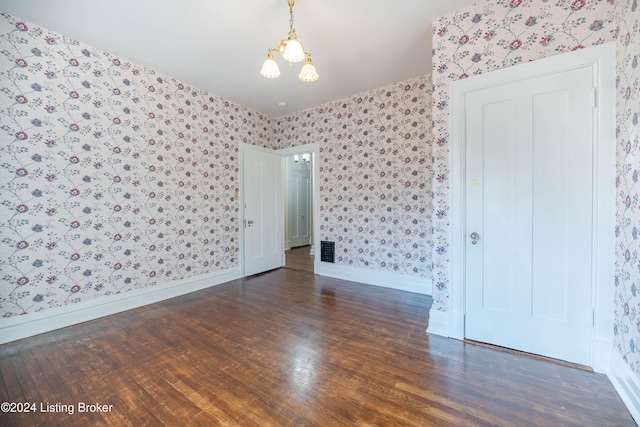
[285,152,313,250]
[277,143,320,262]
[443,43,616,372]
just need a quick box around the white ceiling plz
[1,0,477,117]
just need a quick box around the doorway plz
[286,153,312,250]
[240,142,320,277]
[278,143,320,274]
[284,152,314,272]
[440,43,616,371]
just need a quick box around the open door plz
[241,144,284,276]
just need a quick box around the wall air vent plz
[320,241,335,263]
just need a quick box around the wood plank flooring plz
[0,267,634,426]
[285,245,314,273]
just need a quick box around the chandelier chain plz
[289,8,294,34]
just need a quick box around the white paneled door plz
[464,65,595,365]
[242,145,283,276]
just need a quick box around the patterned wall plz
[614,0,640,375]
[431,0,638,375]
[0,11,434,318]
[273,76,434,281]
[0,13,274,318]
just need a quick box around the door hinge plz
[591,88,597,109]
[592,308,596,328]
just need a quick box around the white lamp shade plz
[283,39,305,63]
[298,60,319,82]
[260,56,281,79]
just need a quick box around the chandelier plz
[260,0,319,82]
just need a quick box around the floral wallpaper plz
[0,13,274,318]
[431,0,638,376]
[273,76,434,281]
[614,0,640,375]
[0,10,434,319]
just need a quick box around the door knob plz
[245,219,254,228]
[470,232,479,245]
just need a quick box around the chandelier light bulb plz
[260,52,281,79]
[298,57,319,82]
[283,38,305,63]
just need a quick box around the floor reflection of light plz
[287,337,321,401]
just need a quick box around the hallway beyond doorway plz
[285,245,314,273]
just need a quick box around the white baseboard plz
[591,338,613,374]
[427,307,464,340]
[426,308,450,336]
[314,262,431,295]
[0,267,241,344]
[425,309,613,373]
[426,308,465,340]
[608,351,640,424]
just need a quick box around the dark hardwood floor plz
[285,245,314,272]
[0,267,634,426]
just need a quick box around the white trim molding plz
[608,351,640,424]
[315,261,431,296]
[0,267,241,344]
[276,142,319,157]
[428,43,616,372]
[426,309,450,337]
